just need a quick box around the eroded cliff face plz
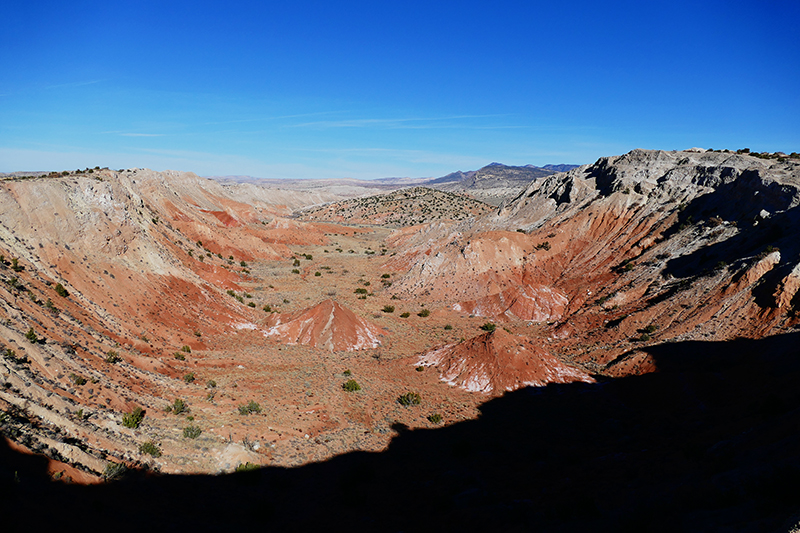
[264,299,385,351]
[2,150,799,481]
[0,168,369,478]
[389,149,800,379]
[417,328,593,393]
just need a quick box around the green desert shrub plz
[427,413,443,424]
[342,379,361,392]
[417,309,430,317]
[139,441,161,457]
[69,373,87,386]
[105,350,121,364]
[400,312,410,318]
[235,462,259,472]
[181,345,191,353]
[54,283,69,297]
[122,407,145,429]
[238,400,262,415]
[183,425,202,439]
[382,305,395,313]
[25,328,38,343]
[480,322,496,332]
[183,373,196,383]
[397,392,421,407]
[103,462,127,480]
[166,398,189,415]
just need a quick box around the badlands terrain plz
[2,149,800,530]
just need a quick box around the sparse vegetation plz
[418,309,430,317]
[444,324,453,330]
[427,413,443,424]
[54,283,69,297]
[103,462,127,480]
[397,392,421,406]
[25,328,38,343]
[166,398,189,415]
[480,322,496,332]
[69,373,87,386]
[342,379,361,392]
[3,348,28,365]
[105,350,121,364]
[400,312,410,318]
[235,462,259,472]
[238,400,262,415]
[181,345,191,353]
[139,441,162,457]
[183,425,202,439]
[122,407,145,429]
[183,373,196,383]
[382,305,395,313]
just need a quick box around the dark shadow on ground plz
[2,333,800,532]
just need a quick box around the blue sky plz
[1,1,798,179]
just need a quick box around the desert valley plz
[2,148,800,530]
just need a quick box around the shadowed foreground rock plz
[3,332,799,532]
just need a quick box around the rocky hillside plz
[296,186,494,227]
[2,150,799,531]
[387,149,800,374]
[428,162,566,205]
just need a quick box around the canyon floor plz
[1,149,800,530]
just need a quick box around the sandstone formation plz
[388,149,800,373]
[1,149,799,492]
[417,328,593,393]
[264,299,384,351]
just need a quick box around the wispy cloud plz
[202,110,349,126]
[118,133,165,137]
[45,79,105,90]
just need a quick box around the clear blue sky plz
[1,0,798,179]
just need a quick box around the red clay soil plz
[417,328,594,393]
[265,299,386,351]
[454,283,568,321]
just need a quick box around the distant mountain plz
[425,163,572,206]
[541,164,580,172]
[208,162,581,208]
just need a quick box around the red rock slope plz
[264,299,384,351]
[417,328,594,393]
